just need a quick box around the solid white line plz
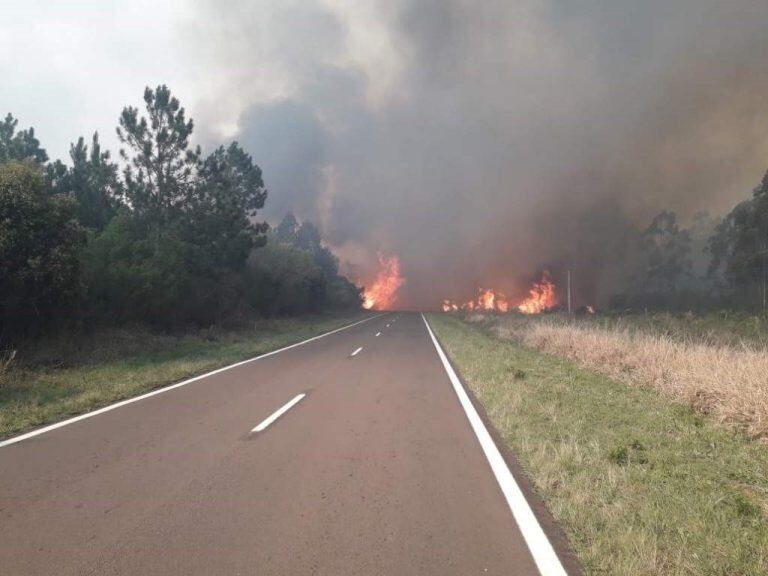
[421,313,568,576]
[251,393,305,433]
[0,314,384,449]
[351,346,363,356]
[375,332,381,337]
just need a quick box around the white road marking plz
[0,314,385,449]
[351,346,363,356]
[421,313,568,576]
[251,393,306,433]
[386,324,391,328]
[375,332,381,337]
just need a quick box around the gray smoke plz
[187,0,768,309]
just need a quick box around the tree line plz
[614,170,768,311]
[0,85,361,341]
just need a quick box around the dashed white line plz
[251,393,306,433]
[375,332,381,337]
[386,324,391,328]
[351,346,363,357]
[421,313,568,576]
[0,314,385,449]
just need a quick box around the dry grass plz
[0,349,16,387]
[490,317,768,440]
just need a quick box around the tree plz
[175,142,269,324]
[46,133,121,230]
[116,85,199,227]
[0,162,83,334]
[640,210,692,292]
[708,171,768,290]
[275,213,299,243]
[187,142,268,269]
[260,213,362,312]
[296,220,322,251]
[246,242,326,315]
[0,113,48,163]
[294,220,340,278]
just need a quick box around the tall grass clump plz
[0,349,16,387]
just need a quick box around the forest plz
[0,85,361,344]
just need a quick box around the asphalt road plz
[0,313,572,575]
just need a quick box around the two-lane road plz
[0,313,571,575]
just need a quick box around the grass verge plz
[484,313,768,440]
[0,313,368,440]
[428,314,768,576]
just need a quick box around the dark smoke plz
[188,0,768,309]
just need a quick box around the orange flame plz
[517,271,557,314]
[442,272,557,314]
[442,300,459,312]
[361,253,405,310]
[443,288,510,313]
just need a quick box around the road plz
[0,313,572,575]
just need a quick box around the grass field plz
[428,313,768,576]
[0,313,368,439]
[478,311,768,440]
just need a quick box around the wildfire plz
[361,253,405,310]
[442,288,510,313]
[442,272,557,315]
[517,271,557,314]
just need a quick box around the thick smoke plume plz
[187,0,768,309]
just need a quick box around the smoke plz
[186,0,768,309]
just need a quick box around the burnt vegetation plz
[0,86,361,344]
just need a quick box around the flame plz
[361,253,405,310]
[442,272,556,315]
[517,271,557,314]
[443,288,510,313]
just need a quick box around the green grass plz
[0,313,368,439]
[428,314,768,576]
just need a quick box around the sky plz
[3,0,768,308]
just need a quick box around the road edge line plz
[0,313,386,449]
[421,313,569,576]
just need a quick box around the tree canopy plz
[0,113,48,164]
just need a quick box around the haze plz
[4,0,768,308]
